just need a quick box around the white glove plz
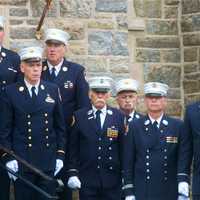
[125,195,136,200]
[67,176,81,189]
[6,160,18,181]
[178,182,189,197]
[177,195,190,200]
[54,159,63,176]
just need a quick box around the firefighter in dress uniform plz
[67,76,125,200]
[0,46,66,200]
[116,78,142,123]
[115,78,142,199]
[0,15,21,200]
[41,28,90,200]
[183,101,200,200]
[122,82,191,200]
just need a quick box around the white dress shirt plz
[47,59,64,77]
[24,79,40,97]
[148,113,164,128]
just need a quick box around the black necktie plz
[31,86,37,101]
[126,115,131,124]
[96,110,102,131]
[152,121,158,132]
[50,67,56,81]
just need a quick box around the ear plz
[88,91,92,99]
[20,63,25,73]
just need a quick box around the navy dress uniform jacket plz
[0,47,20,91]
[42,59,90,126]
[0,47,20,156]
[68,106,125,189]
[0,80,66,172]
[122,115,191,200]
[0,47,20,200]
[184,102,200,196]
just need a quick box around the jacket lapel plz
[86,108,99,134]
[16,81,34,113]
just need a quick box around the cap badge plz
[152,83,157,88]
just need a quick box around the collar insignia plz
[62,66,68,72]
[19,86,24,92]
[43,65,47,71]
[135,114,140,119]
[1,52,6,57]
[40,84,45,90]
[107,110,113,115]
[88,109,93,115]
[162,120,168,126]
[144,119,150,126]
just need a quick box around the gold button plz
[45,128,48,132]
[46,136,49,139]
[45,120,48,124]
[46,143,49,147]
[28,129,31,132]
[44,113,48,117]
[27,115,31,118]
[28,136,32,140]
[28,144,32,147]
[28,122,31,125]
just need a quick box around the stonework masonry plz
[0,0,200,117]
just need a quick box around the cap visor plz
[23,58,41,63]
[46,39,64,45]
[145,93,164,97]
[91,88,109,93]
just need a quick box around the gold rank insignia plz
[45,95,55,103]
[166,136,178,143]
[107,128,118,138]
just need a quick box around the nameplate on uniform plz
[107,128,118,138]
[45,95,55,103]
[166,136,178,143]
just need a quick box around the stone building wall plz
[181,0,200,107]
[0,0,129,80]
[127,0,182,116]
[0,0,199,117]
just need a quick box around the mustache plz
[94,98,106,104]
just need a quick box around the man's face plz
[0,28,4,45]
[89,90,110,109]
[45,42,66,65]
[20,61,42,84]
[116,91,138,113]
[145,96,167,113]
